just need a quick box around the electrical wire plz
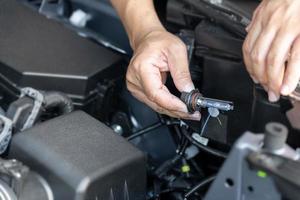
[174,124,185,150]
[200,114,210,136]
[137,118,221,199]
[126,118,181,141]
[128,120,227,158]
[127,122,163,141]
[184,175,216,199]
[180,126,228,159]
[153,131,190,179]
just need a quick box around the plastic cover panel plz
[9,111,146,200]
[0,0,122,96]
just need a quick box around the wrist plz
[131,25,165,50]
[121,0,165,50]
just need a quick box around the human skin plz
[110,0,201,120]
[111,0,300,118]
[243,0,300,102]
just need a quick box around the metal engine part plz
[0,158,53,200]
[204,122,300,200]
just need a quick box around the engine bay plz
[0,0,300,199]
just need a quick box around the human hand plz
[243,0,300,102]
[126,30,201,120]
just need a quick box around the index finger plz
[140,63,189,113]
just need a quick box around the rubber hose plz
[43,92,74,114]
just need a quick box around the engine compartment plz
[0,0,300,199]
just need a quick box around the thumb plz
[167,42,195,92]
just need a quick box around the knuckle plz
[130,59,140,70]
[125,69,131,79]
[172,39,187,52]
[265,7,283,26]
[264,1,284,14]
[147,89,158,102]
[125,70,134,83]
[251,50,263,64]
[267,53,280,66]
[179,41,187,50]
[282,21,296,34]
[286,14,299,28]
[242,42,251,55]
[268,78,280,90]
[268,12,279,25]
[291,51,300,62]
[175,70,191,82]
[259,77,268,85]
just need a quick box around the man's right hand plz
[126,29,201,120]
[110,0,200,120]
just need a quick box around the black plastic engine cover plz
[0,0,125,106]
[9,111,146,200]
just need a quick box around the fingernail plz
[253,77,259,84]
[268,91,279,102]
[281,85,290,95]
[183,84,195,92]
[250,75,258,84]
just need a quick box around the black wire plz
[190,159,204,177]
[153,131,189,179]
[126,118,181,141]
[175,124,184,150]
[179,138,189,155]
[180,126,228,159]
[127,122,163,141]
[184,175,216,199]
[159,187,189,195]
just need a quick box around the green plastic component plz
[257,170,267,178]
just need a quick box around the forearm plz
[110,0,165,50]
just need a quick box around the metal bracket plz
[204,132,281,200]
[204,123,299,200]
[20,88,44,131]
